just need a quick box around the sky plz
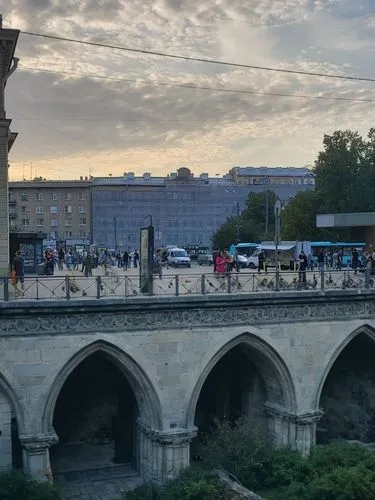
[3,0,375,180]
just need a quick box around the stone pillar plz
[20,433,58,482]
[137,420,197,484]
[264,402,323,455]
[0,118,11,277]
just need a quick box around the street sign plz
[140,225,154,294]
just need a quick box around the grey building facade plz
[91,167,314,249]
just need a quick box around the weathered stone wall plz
[0,291,373,481]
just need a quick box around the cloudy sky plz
[3,0,375,180]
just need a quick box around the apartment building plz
[91,167,314,249]
[9,179,91,248]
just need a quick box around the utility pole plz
[274,199,281,291]
[235,201,240,243]
[113,216,117,249]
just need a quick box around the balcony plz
[8,198,16,205]
[9,211,17,219]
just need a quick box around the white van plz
[167,248,191,267]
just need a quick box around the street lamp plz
[145,214,153,227]
[274,199,281,291]
[225,188,240,243]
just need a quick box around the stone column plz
[0,118,11,278]
[264,402,323,455]
[137,420,197,484]
[20,433,58,482]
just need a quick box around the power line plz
[19,65,375,104]
[20,30,375,84]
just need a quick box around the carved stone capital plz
[20,432,59,452]
[137,419,197,446]
[264,402,323,426]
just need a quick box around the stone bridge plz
[0,289,375,485]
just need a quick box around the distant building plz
[91,167,314,249]
[9,179,91,249]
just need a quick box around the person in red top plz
[215,251,227,274]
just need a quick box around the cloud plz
[3,0,375,180]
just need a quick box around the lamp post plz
[145,214,153,227]
[274,199,281,291]
[225,188,240,243]
[113,216,117,249]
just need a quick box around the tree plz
[212,190,278,249]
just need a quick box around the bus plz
[229,242,259,257]
[311,241,366,267]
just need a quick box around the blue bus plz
[311,241,366,267]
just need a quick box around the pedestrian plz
[215,251,227,276]
[317,250,324,272]
[12,250,25,296]
[82,253,93,277]
[298,250,308,286]
[123,251,129,271]
[258,250,266,274]
[58,248,65,271]
[352,249,359,274]
[133,250,139,268]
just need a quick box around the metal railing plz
[0,269,373,302]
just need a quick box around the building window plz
[50,206,58,214]
[65,219,72,226]
[79,230,86,238]
[79,205,85,213]
[10,219,17,229]
[36,218,44,226]
[36,206,44,214]
[22,218,29,226]
[79,217,86,226]
[21,205,26,213]
[78,192,86,201]
[65,231,73,238]
[37,192,43,201]
[64,205,72,213]
[65,192,72,200]
[50,219,57,227]
[50,231,57,239]
[51,193,57,201]
[21,193,28,201]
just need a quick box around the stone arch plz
[314,324,375,411]
[186,332,297,428]
[0,369,24,471]
[0,370,24,434]
[42,339,162,435]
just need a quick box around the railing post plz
[65,275,70,300]
[227,272,232,293]
[96,275,102,299]
[201,274,206,295]
[36,277,39,300]
[175,275,179,296]
[148,274,154,296]
[124,276,129,297]
[3,277,8,302]
[320,269,324,291]
[275,267,280,292]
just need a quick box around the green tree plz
[211,190,278,249]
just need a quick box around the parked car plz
[236,254,248,268]
[197,253,214,266]
[167,248,191,267]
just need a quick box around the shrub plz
[309,441,375,475]
[123,466,222,500]
[302,465,375,500]
[0,470,61,500]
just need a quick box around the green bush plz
[0,470,61,500]
[299,465,375,500]
[123,466,222,500]
[123,483,160,500]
